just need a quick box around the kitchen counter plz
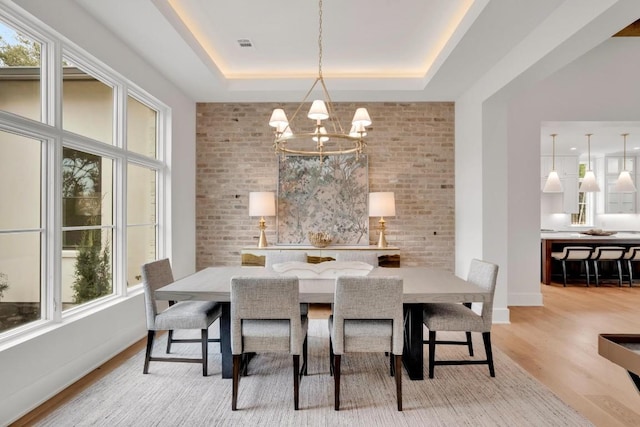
[541,232,640,285]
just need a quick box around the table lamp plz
[249,192,276,247]
[369,192,396,248]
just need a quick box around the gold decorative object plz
[268,0,371,160]
[308,231,332,248]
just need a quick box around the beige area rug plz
[35,320,591,426]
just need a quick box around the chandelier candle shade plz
[249,192,276,248]
[543,133,563,193]
[268,0,371,159]
[579,133,600,193]
[614,133,636,193]
[369,192,396,248]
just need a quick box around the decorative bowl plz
[308,231,332,248]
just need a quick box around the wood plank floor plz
[12,283,640,426]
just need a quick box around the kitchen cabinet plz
[604,156,636,213]
[541,155,579,213]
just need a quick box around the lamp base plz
[257,217,268,247]
[376,217,388,248]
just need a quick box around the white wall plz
[0,0,196,424]
[455,0,640,311]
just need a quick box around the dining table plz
[154,265,490,381]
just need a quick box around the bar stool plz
[551,246,592,287]
[623,246,640,287]
[590,246,626,287]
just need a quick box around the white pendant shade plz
[269,109,288,128]
[352,107,372,127]
[307,100,329,121]
[312,126,329,143]
[543,170,563,193]
[614,170,637,192]
[579,170,600,192]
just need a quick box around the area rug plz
[34,320,591,426]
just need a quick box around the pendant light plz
[579,133,600,192]
[614,133,636,192]
[543,133,563,193]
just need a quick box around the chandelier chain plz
[318,0,323,78]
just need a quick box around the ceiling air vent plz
[237,39,253,48]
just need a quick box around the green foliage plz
[0,272,9,301]
[0,34,40,66]
[72,231,111,304]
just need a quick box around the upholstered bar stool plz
[550,246,592,287]
[623,246,640,286]
[590,246,626,287]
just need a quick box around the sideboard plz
[241,245,400,267]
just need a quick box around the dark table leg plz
[220,302,232,378]
[403,303,424,380]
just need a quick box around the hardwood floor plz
[492,283,640,427]
[12,284,640,426]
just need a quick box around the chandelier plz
[268,0,372,159]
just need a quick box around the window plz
[0,20,41,122]
[0,131,43,334]
[571,162,593,226]
[0,9,168,338]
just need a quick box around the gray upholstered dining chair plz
[623,246,640,286]
[589,246,626,287]
[551,246,592,287]
[265,251,310,316]
[329,276,404,411]
[422,259,499,379]
[141,258,222,376]
[230,276,308,411]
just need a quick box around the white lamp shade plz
[369,192,396,217]
[249,192,276,217]
[579,170,600,192]
[352,107,372,127]
[307,100,329,121]
[349,124,367,137]
[269,109,288,128]
[543,171,563,193]
[614,170,637,192]
[312,126,329,143]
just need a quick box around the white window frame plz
[0,5,169,344]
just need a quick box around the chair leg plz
[465,331,474,356]
[293,355,300,410]
[329,337,334,376]
[428,330,436,379]
[561,260,567,287]
[143,330,155,374]
[594,261,600,287]
[232,354,242,410]
[302,336,308,376]
[482,332,495,377]
[334,354,341,411]
[201,329,208,376]
[166,330,173,353]
[585,260,590,287]
[616,260,623,287]
[394,354,402,411]
[629,260,635,286]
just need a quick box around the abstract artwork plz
[277,155,369,245]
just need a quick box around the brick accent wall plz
[195,102,454,270]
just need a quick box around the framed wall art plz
[277,154,369,245]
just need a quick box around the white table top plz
[154,266,490,304]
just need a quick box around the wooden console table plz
[241,245,400,267]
